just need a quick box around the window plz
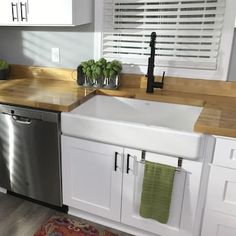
[95,0,236,80]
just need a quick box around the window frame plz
[94,0,236,81]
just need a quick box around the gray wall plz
[228,30,236,81]
[0,23,94,69]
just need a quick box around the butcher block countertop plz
[1,64,236,138]
[0,78,95,111]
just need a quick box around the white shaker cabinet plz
[122,149,203,236]
[0,0,92,26]
[0,0,21,25]
[27,0,92,26]
[62,135,205,236]
[202,136,236,236]
[62,135,123,222]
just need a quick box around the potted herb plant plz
[91,61,103,88]
[94,58,107,87]
[81,59,95,87]
[0,59,9,80]
[80,58,122,89]
[104,60,122,88]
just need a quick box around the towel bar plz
[136,151,183,172]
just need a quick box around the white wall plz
[0,24,94,69]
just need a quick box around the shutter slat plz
[104,29,222,36]
[103,52,217,62]
[113,23,222,30]
[103,34,220,43]
[114,17,224,23]
[103,47,218,57]
[113,0,224,3]
[114,3,225,10]
[113,10,224,17]
[103,41,219,50]
[103,53,217,69]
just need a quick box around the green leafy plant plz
[80,58,122,88]
[104,60,122,78]
[91,61,102,80]
[0,59,8,70]
[97,58,107,77]
[81,59,95,83]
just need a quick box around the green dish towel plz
[139,161,176,224]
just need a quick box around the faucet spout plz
[146,32,165,93]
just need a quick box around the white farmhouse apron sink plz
[61,95,204,159]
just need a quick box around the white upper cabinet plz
[0,0,92,26]
[0,0,18,25]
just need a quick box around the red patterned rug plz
[34,216,119,236]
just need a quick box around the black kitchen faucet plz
[146,32,165,93]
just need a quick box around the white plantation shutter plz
[102,0,226,70]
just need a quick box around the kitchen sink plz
[61,95,204,159]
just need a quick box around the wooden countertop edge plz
[67,91,97,112]
[194,123,236,138]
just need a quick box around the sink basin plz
[62,95,205,159]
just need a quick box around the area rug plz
[34,216,119,236]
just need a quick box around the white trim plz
[94,0,236,81]
[94,0,103,60]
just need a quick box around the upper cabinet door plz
[0,0,18,25]
[0,0,92,26]
[27,0,73,25]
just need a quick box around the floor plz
[0,192,132,236]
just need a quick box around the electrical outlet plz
[51,48,60,62]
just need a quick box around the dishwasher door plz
[0,105,62,206]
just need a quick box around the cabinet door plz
[202,210,236,236]
[0,0,17,25]
[213,137,236,169]
[121,150,202,236]
[206,165,236,217]
[27,0,73,25]
[62,136,123,222]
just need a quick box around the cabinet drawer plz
[202,210,236,236]
[214,137,236,168]
[207,166,236,216]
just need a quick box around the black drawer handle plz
[20,2,28,21]
[114,152,118,171]
[127,154,130,174]
[11,2,18,22]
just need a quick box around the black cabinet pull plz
[127,154,130,174]
[114,152,118,171]
[20,2,28,21]
[11,3,18,22]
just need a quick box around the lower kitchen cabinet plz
[202,210,236,236]
[62,135,123,222]
[62,135,204,236]
[121,149,203,236]
[201,136,236,236]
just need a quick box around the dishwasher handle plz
[12,115,32,124]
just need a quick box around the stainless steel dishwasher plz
[0,104,62,206]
